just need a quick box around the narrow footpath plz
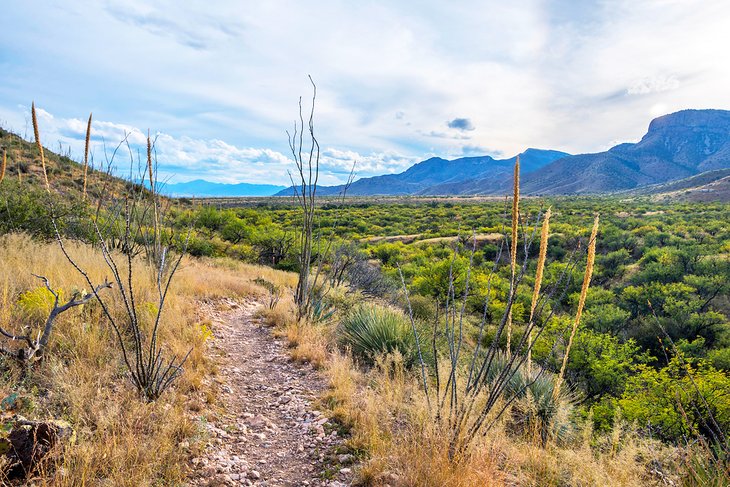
[189,300,354,487]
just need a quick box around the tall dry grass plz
[256,216,687,486]
[0,233,284,485]
[310,344,680,486]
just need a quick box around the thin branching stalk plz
[555,214,599,398]
[398,265,431,413]
[288,76,320,321]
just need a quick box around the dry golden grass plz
[0,233,289,485]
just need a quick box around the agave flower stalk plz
[82,113,92,200]
[555,214,599,398]
[527,207,551,375]
[31,102,50,193]
[506,156,520,356]
[0,148,6,183]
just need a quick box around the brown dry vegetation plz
[0,233,294,485]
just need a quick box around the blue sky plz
[1,0,729,186]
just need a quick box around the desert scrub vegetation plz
[0,233,290,484]
[257,157,729,485]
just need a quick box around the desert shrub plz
[619,355,730,443]
[339,304,415,366]
[708,347,730,371]
[405,293,436,321]
[346,260,395,297]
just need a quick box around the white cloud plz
[3,105,419,186]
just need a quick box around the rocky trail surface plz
[188,300,354,487]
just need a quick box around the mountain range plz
[161,179,285,197]
[274,109,730,198]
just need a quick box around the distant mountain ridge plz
[521,109,730,195]
[275,149,570,196]
[275,109,730,198]
[162,179,285,197]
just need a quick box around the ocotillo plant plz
[31,109,191,401]
[506,156,520,356]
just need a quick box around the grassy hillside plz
[0,124,297,484]
[0,127,132,200]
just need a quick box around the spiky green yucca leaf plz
[482,353,576,444]
[340,304,415,366]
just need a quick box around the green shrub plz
[708,348,730,371]
[619,355,730,443]
[339,304,415,366]
[405,293,436,321]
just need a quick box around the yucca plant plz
[511,371,576,445]
[340,304,416,366]
[398,159,599,459]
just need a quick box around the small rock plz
[337,454,355,465]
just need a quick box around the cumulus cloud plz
[447,118,475,131]
[8,105,419,186]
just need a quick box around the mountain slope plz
[276,149,569,196]
[0,127,130,199]
[521,109,730,195]
[619,168,730,202]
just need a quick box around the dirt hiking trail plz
[189,300,354,487]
